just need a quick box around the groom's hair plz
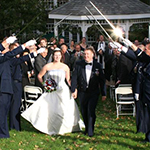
[85,47,96,55]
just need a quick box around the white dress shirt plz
[85,62,93,87]
[97,41,105,69]
[97,41,105,52]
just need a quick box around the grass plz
[0,92,150,150]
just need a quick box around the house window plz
[44,0,69,10]
[44,0,54,10]
[46,23,54,34]
[64,29,69,43]
[57,0,69,7]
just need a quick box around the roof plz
[48,0,150,20]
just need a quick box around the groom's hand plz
[72,89,77,99]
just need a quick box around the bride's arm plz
[38,64,48,83]
[65,65,71,86]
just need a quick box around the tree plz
[0,0,48,42]
[129,24,148,42]
[140,0,150,5]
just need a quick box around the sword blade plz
[85,6,113,42]
[89,1,124,40]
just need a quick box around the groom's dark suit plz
[71,59,106,136]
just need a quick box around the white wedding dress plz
[21,69,84,135]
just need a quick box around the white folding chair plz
[20,98,25,113]
[24,85,43,110]
[118,84,132,87]
[115,85,135,118]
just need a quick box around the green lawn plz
[0,94,150,150]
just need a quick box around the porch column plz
[123,20,133,39]
[77,32,80,43]
[69,31,72,43]
[53,0,57,7]
[62,30,65,37]
[54,20,58,38]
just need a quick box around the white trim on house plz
[49,14,150,21]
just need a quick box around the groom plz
[71,47,106,137]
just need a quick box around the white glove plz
[135,93,139,101]
[37,47,46,54]
[33,52,37,57]
[6,36,17,44]
[123,39,133,47]
[121,46,128,53]
[109,42,118,49]
[113,42,122,49]
[114,42,128,53]
[117,48,122,52]
[26,40,37,47]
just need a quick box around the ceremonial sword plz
[85,6,114,43]
[89,1,125,40]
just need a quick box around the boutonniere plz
[95,69,99,76]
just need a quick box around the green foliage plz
[129,24,149,42]
[0,0,47,42]
[0,93,150,149]
[140,0,150,5]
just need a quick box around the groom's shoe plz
[88,133,93,137]
[88,129,94,137]
[88,131,94,137]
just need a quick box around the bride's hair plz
[52,50,63,62]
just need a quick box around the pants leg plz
[0,92,12,138]
[87,94,99,136]
[78,92,88,133]
[9,82,22,131]
[135,100,145,133]
[145,130,150,142]
[78,92,99,136]
[145,104,150,142]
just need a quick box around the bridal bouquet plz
[43,77,57,93]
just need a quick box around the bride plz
[21,49,84,135]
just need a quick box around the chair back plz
[115,86,132,95]
[115,85,135,118]
[24,85,43,107]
